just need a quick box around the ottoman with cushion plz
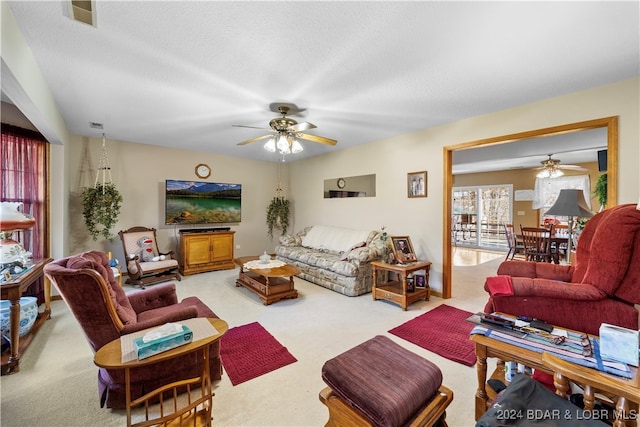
[320,335,453,427]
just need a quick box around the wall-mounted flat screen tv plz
[165,180,241,225]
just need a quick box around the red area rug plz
[389,304,476,366]
[220,322,297,386]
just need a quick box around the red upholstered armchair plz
[44,251,222,409]
[484,203,640,336]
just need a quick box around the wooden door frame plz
[442,116,618,299]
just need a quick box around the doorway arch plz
[441,116,618,299]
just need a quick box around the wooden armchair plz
[118,226,180,288]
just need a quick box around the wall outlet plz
[517,211,525,216]
[235,244,240,249]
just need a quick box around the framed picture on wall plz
[408,171,427,198]
[391,236,417,264]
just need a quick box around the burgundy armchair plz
[484,203,640,336]
[44,251,222,409]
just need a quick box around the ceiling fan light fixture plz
[276,133,290,153]
[537,168,564,178]
[238,102,334,155]
[291,139,303,154]
[264,137,276,153]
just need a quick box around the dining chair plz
[520,225,554,262]
[503,223,525,261]
[551,224,569,262]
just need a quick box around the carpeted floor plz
[389,304,477,366]
[220,321,297,385]
[0,249,501,426]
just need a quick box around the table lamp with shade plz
[545,189,594,262]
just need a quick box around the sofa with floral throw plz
[275,225,389,296]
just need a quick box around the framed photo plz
[414,274,427,288]
[406,276,415,292]
[408,171,427,198]
[391,236,417,264]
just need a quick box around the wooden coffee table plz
[233,256,300,305]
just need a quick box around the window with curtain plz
[1,124,49,301]
[533,175,591,217]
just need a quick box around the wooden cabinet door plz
[185,235,213,265]
[211,233,233,262]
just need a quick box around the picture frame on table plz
[414,273,427,288]
[391,236,417,264]
[406,276,415,292]
[408,171,427,198]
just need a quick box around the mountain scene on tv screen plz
[166,181,241,224]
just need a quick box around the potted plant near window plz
[594,173,607,212]
[266,196,290,239]
[82,183,123,241]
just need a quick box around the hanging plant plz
[594,173,607,209]
[266,197,290,239]
[82,183,123,241]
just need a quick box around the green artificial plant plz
[266,196,290,239]
[82,183,123,241]
[594,173,607,210]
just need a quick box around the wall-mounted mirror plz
[324,174,376,198]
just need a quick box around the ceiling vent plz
[64,1,96,27]
[89,122,103,130]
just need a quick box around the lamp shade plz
[545,189,594,218]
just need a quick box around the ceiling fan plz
[234,104,337,155]
[535,154,587,178]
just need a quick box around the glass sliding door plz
[452,185,512,249]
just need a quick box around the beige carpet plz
[0,253,501,427]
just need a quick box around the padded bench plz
[320,335,453,427]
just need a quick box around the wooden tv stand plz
[179,230,235,275]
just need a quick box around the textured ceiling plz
[3,1,639,167]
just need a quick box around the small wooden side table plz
[94,318,228,427]
[1,257,53,375]
[371,260,431,310]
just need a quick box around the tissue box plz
[599,323,639,367]
[134,325,193,360]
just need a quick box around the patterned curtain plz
[1,124,48,301]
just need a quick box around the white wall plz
[288,77,640,295]
[65,135,287,266]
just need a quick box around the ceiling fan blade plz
[559,165,588,171]
[236,134,272,146]
[289,122,317,132]
[232,124,271,130]
[297,133,337,146]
